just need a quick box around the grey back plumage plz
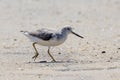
[29,28,54,41]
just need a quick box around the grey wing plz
[37,28,55,33]
[29,30,53,41]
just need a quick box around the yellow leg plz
[47,47,56,62]
[32,42,39,61]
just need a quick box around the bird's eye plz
[67,28,70,30]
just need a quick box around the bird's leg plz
[32,42,39,61]
[47,47,56,62]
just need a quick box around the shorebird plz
[21,26,84,62]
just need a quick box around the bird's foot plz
[32,53,39,61]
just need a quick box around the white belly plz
[24,32,67,46]
[26,34,66,46]
[37,38,66,46]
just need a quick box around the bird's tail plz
[20,30,29,35]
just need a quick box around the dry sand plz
[0,0,120,80]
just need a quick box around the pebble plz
[101,51,106,53]
[14,39,17,41]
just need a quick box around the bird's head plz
[62,26,84,38]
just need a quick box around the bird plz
[21,26,84,62]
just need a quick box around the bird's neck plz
[55,29,69,41]
[60,30,69,37]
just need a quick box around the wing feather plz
[29,29,54,41]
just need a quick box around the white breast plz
[37,38,66,46]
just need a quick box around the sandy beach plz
[0,0,120,80]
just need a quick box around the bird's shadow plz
[26,60,78,64]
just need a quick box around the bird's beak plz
[71,31,84,38]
